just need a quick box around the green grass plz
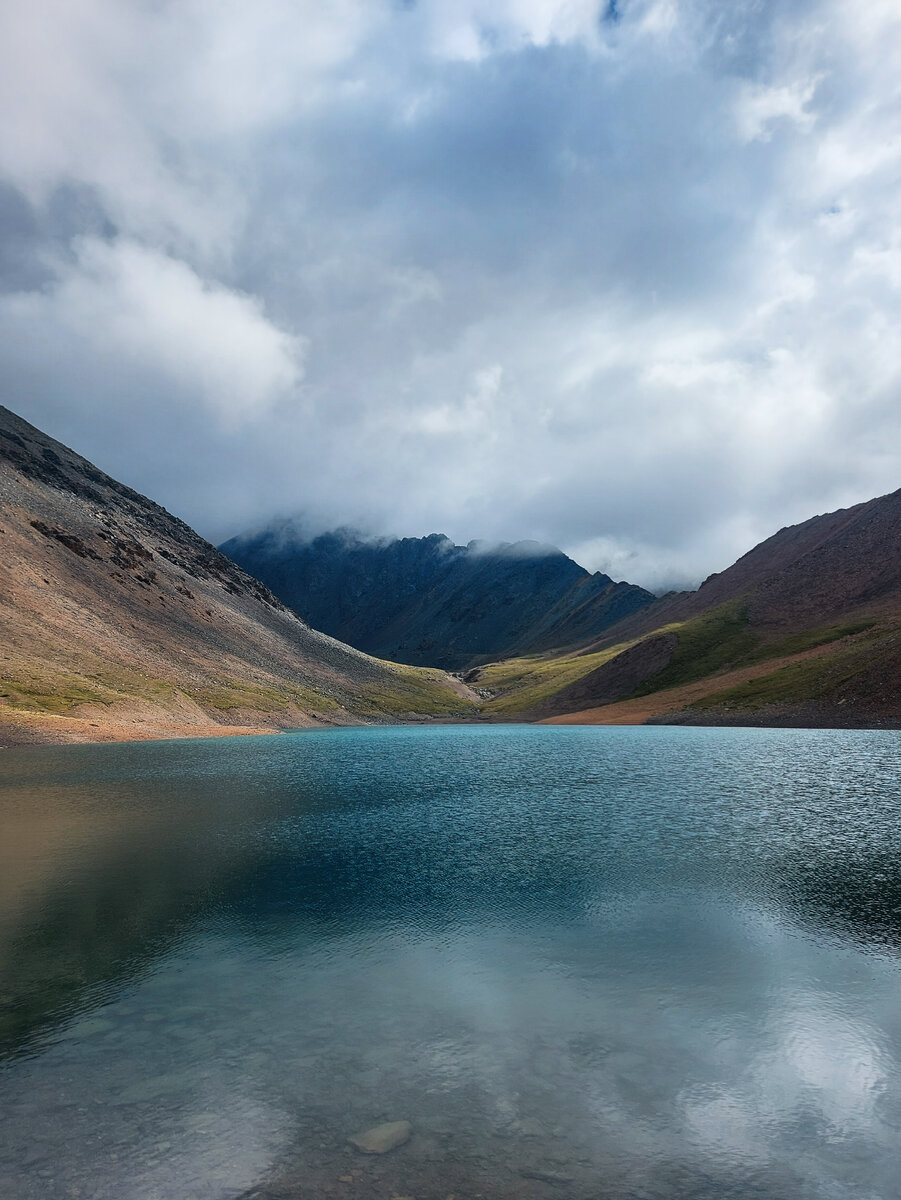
[192,668,477,721]
[186,680,343,717]
[689,628,887,711]
[746,619,875,662]
[358,663,478,718]
[0,666,174,714]
[627,602,759,698]
[0,660,197,717]
[476,643,633,716]
[471,609,881,719]
[0,668,342,722]
[476,603,757,716]
[0,677,114,714]
[690,659,835,710]
[0,659,477,725]
[3,612,875,727]
[627,609,877,703]
[192,664,481,721]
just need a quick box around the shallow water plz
[1,724,901,1199]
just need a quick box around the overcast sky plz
[1,0,900,589]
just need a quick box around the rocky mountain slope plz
[469,490,901,728]
[220,524,655,670]
[0,407,475,745]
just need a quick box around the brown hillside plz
[0,406,473,745]
[587,489,901,654]
[491,489,901,728]
[691,491,901,626]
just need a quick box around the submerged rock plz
[348,1120,412,1154]
[513,1117,547,1138]
[117,1070,195,1104]
[519,1168,574,1185]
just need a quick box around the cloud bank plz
[1,0,899,589]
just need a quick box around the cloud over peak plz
[1,0,900,589]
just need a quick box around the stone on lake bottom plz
[348,1120,412,1154]
[519,1168,574,1185]
[513,1117,547,1138]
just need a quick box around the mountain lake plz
[1,723,901,1199]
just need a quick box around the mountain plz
[471,490,901,728]
[220,524,656,671]
[9,400,896,741]
[0,407,475,746]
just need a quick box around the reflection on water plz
[1,725,901,1199]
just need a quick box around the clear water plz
[2,724,901,1200]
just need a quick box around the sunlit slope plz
[473,604,900,727]
[474,486,901,729]
[0,406,475,744]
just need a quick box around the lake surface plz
[2,725,901,1200]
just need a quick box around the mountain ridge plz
[221,522,656,670]
[0,406,475,745]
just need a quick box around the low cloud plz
[2,239,304,426]
[1,0,900,588]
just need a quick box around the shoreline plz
[3,706,901,750]
[0,698,355,750]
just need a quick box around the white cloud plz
[0,0,377,257]
[0,0,900,587]
[736,77,820,143]
[4,239,304,426]
[414,0,606,60]
[416,364,503,436]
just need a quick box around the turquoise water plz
[1,724,901,1199]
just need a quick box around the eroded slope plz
[0,407,473,744]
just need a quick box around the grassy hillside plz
[476,597,895,728]
[684,625,894,715]
[471,643,633,717]
[485,486,901,729]
[0,406,475,745]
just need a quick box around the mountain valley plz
[4,404,901,743]
[221,524,656,670]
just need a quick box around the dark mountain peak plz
[222,522,655,670]
[590,568,615,587]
